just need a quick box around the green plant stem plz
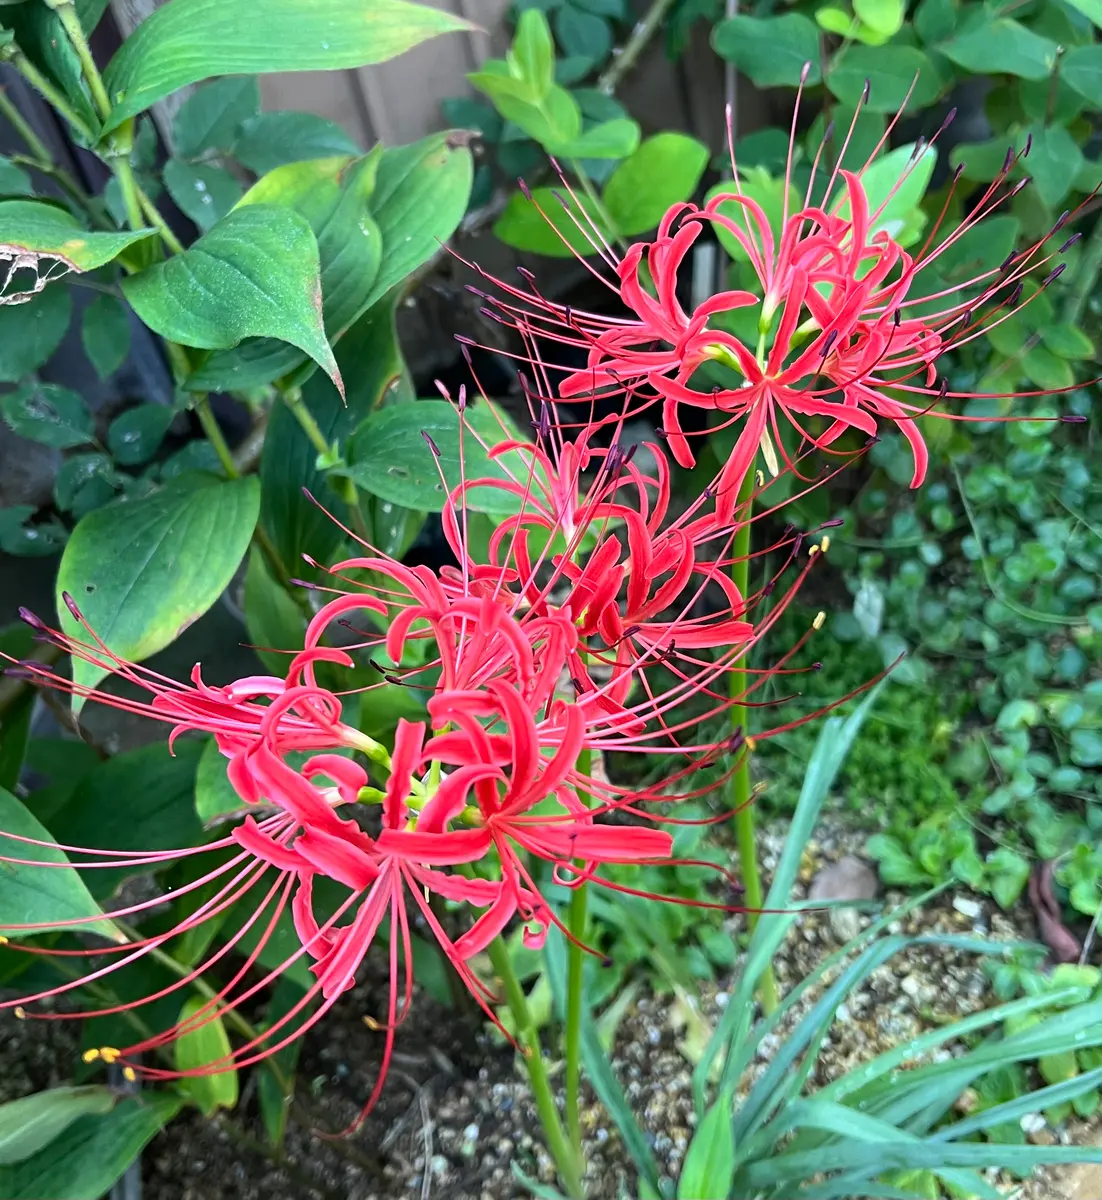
[564,873,588,1160]
[137,183,185,254]
[487,936,584,1199]
[7,49,93,139]
[1061,213,1102,327]
[0,85,53,165]
[196,399,240,479]
[281,385,332,461]
[595,0,678,92]
[111,130,146,234]
[728,468,779,1015]
[51,0,112,119]
[567,158,627,254]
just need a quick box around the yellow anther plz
[13,1006,26,1020]
[362,1015,382,1031]
[82,1048,101,1064]
[122,1067,137,1083]
[808,544,820,558]
[745,735,758,752]
[98,1046,121,1064]
[820,535,831,553]
[755,470,765,489]
[813,611,826,630]
[0,935,8,945]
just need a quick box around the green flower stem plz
[137,183,185,255]
[488,936,584,1199]
[196,398,240,479]
[281,384,333,461]
[728,467,779,1015]
[110,121,145,235]
[567,158,627,255]
[564,858,588,1159]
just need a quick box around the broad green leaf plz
[0,1094,182,1200]
[0,284,71,382]
[553,117,641,160]
[341,399,538,511]
[123,205,341,393]
[471,73,581,151]
[233,111,361,174]
[0,200,153,271]
[914,0,957,42]
[172,76,260,158]
[0,1087,116,1166]
[603,133,710,236]
[1058,44,1102,105]
[243,545,307,677]
[0,156,33,197]
[184,156,381,392]
[106,404,173,466]
[827,46,942,112]
[0,785,118,938]
[259,294,409,577]
[1063,0,1102,26]
[678,1091,736,1199]
[162,159,242,231]
[712,15,822,88]
[80,294,131,380]
[940,18,1058,80]
[194,735,250,824]
[365,132,474,305]
[1,382,93,449]
[706,169,797,264]
[1042,323,1094,359]
[494,185,609,256]
[509,8,556,99]
[257,976,312,1145]
[853,0,903,37]
[844,143,937,244]
[56,473,260,705]
[1025,125,1084,207]
[174,996,239,1115]
[101,0,472,133]
[49,740,205,900]
[3,5,100,134]
[555,5,612,61]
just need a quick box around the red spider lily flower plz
[464,79,1093,520]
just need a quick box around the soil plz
[6,813,1101,1200]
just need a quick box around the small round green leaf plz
[0,786,118,939]
[603,133,709,236]
[827,45,942,112]
[54,454,117,513]
[1,381,93,448]
[0,285,71,382]
[56,473,260,705]
[106,404,173,466]
[80,294,131,381]
[122,205,342,396]
[554,6,612,61]
[162,159,243,232]
[494,185,609,256]
[940,17,1059,80]
[712,15,822,88]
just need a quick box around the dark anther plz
[819,329,839,358]
[288,578,317,590]
[1042,264,1066,287]
[1024,132,1033,157]
[821,517,845,529]
[1009,177,1030,198]
[761,579,775,597]
[421,431,442,457]
[811,661,823,670]
[939,107,957,134]
[601,956,614,969]
[952,162,966,182]
[17,607,46,631]
[516,266,536,283]
[702,485,714,500]
[999,250,1017,273]
[570,677,586,694]
[465,284,488,298]
[1061,414,1087,423]
[861,78,871,104]
[368,659,388,675]
[517,178,532,200]
[1002,145,1015,173]
[938,378,949,400]
[822,120,835,143]
[564,304,573,326]
[454,334,476,346]
[1009,283,1024,306]
[1059,233,1082,254]
[728,727,745,752]
[623,443,639,465]
[1054,210,1070,232]
[910,137,926,162]
[457,384,468,412]
[892,309,901,327]
[61,592,82,621]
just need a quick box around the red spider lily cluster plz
[0,83,1089,1125]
